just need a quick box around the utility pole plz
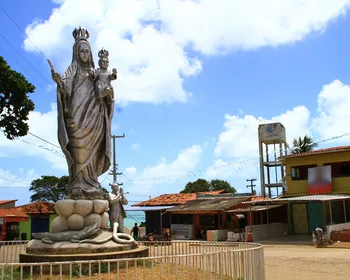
[246,178,257,195]
[110,134,125,184]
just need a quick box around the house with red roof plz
[16,201,56,240]
[0,200,28,241]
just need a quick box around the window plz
[291,165,317,181]
[324,161,350,177]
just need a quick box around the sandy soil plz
[265,245,350,280]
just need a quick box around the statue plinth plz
[20,244,149,274]
[51,199,109,232]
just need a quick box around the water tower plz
[258,122,287,198]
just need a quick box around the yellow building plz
[282,146,350,196]
[279,146,350,234]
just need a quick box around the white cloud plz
[131,142,140,150]
[0,104,66,171]
[23,0,350,104]
[212,79,350,186]
[140,145,202,178]
[96,79,350,198]
[0,168,39,188]
[124,166,137,178]
[215,106,311,159]
[311,79,350,140]
[204,159,258,182]
[124,144,203,195]
[160,0,350,55]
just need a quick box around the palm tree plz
[291,135,318,154]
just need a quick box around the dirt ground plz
[265,245,350,280]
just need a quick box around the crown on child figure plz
[72,26,90,41]
[98,48,109,59]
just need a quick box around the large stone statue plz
[50,27,114,200]
[20,28,150,267]
[30,26,134,245]
[108,183,128,233]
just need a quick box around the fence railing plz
[0,240,265,280]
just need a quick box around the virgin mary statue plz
[51,27,114,200]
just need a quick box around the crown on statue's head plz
[98,48,109,59]
[72,26,90,41]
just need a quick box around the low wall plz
[246,223,288,241]
[326,222,350,240]
[206,230,229,241]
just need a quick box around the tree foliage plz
[180,179,211,193]
[0,56,35,140]
[30,175,69,202]
[180,178,236,193]
[30,175,111,202]
[209,179,237,193]
[291,135,318,154]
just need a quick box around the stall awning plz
[226,204,283,213]
[125,206,173,211]
[166,196,250,213]
[242,194,350,204]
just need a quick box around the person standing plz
[130,223,140,240]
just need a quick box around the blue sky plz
[1,0,350,206]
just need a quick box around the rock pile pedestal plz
[51,199,109,232]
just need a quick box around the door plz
[31,217,49,238]
[308,203,324,232]
[292,204,309,234]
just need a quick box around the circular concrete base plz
[20,245,149,274]
[24,234,137,255]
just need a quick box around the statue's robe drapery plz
[57,39,114,198]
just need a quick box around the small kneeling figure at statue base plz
[108,182,128,233]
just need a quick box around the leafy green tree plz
[209,179,236,193]
[180,179,236,193]
[180,179,211,193]
[0,56,35,140]
[291,135,318,154]
[30,175,111,202]
[30,175,69,202]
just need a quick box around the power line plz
[21,131,350,183]
[2,126,350,186]
[0,177,31,185]
[0,5,49,61]
[1,131,349,187]
[27,132,61,149]
[120,132,350,184]
[0,32,51,85]
[0,47,47,90]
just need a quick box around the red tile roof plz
[250,196,267,202]
[16,201,55,214]
[281,146,350,159]
[133,190,226,207]
[0,200,17,205]
[0,208,28,218]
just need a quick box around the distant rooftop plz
[132,190,226,207]
[0,208,28,218]
[281,145,350,159]
[0,199,17,205]
[16,201,55,214]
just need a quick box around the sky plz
[1,0,350,206]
